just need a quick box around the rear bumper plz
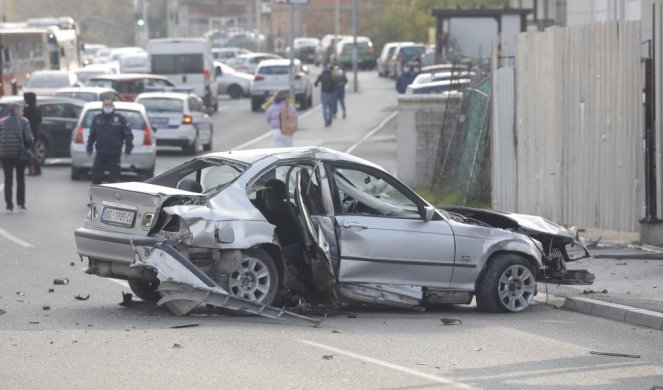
[70,145,156,171]
[75,226,160,264]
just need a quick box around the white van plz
[147,38,218,112]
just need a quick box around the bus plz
[0,18,80,96]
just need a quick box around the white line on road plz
[232,104,321,150]
[344,110,398,155]
[0,228,35,248]
[297,339,480,390]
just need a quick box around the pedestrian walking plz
[263,90,298,147]
[314,64,336,127]
[86,98,133,185]
[0,103,34,212]
[332,64,348,119]
[23,92,42,176]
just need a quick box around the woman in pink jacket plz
[263,90,298,147]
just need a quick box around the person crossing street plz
[314,64,337,127]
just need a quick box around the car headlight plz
[141,213,155,230]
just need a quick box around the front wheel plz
[34,136,47,165]
[475,254,536,313]
[227,249,278,305]
[228,84,243,99]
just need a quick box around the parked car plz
[334,36,376,69]
[419,63,469,75]
[73,147,592,318]
[377,42,412,77]
[289,37,320,64]
[74,66,116,84]
[109,47,146,63]
[410,71,476,86]
[388,43,426,78]
[225,52,283,75]
[212,47,252,62]
[23,70,79,96]
[405,78,472,95]
[55,87,124,102]
[214,61,253,99]
[85,74,175,102]
[0,96,85,164]
[70,101,156,180]
[249,58,312,112]
[315,34,345,66]
[135,91,213,155]
[119,52,149,74]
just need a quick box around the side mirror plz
[423,206,435,222]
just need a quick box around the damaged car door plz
[329,164,456,290]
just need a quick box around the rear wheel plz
[475,254,536,313]
[228,84,243,99]
[128,279,161,302]
[227,249,278,305]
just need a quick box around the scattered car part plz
[53,278,69,285]
[170,323,200,329]
[119,292,134,307]
[589,351,640,359]
[42,306,50,310]
[440,318,462,325]
[0,309,5,316]
[74,294,90,301]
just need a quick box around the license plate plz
[150,117,169,128]
[101,207,136,228]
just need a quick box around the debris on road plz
[473,347,484,352]
[322,355,333,360]
[16,292,25,296]
[172,343,182,348]
[70,262,75,266]
[74,294,90,301]
[441,318,462,325]
[119,292,134,307]
[53,278,69,285]
[48,289,54,293]
[29,321,40,324]
[332,329,342,333]
[0,309,5,316]
[170,323,199,329]
[589,351,640,359]
[42,306,50,311]
[582,289,608,294]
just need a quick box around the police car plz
[135,90,214,155]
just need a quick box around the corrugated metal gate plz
[492,21,643,232]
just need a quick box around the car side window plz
[331,166,420,218]
[39,103,65,118]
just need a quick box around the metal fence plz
[492,21,644,232]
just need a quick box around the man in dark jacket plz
[0,103,33,212]
[86,98,133,185]
[23,92,42,175]
[314,64,337,127]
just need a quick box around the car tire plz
[251,97,261,112]
[203,127,213,151]
[128,279,161,302]
[71,166,82,181]
[34,136,47,166]
[183,133,200,155]
[228,84,243,99]
[475,254,537,313]
[226,248,278,305]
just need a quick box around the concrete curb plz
[535,295,663,330]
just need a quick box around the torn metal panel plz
[337,283,423,308]
[132,244,321,326]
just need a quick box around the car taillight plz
[74,127,84,144]
[294,74,302,80]
[143,125,152,146]
[182,114,193,125]
[340,51,347,56]
[204,70,210,79]
[367,48,374,56]
[254,75,264,81]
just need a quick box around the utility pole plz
[352,0,357,92]
[288,2,295,101]
[255,0,261,50]
[334,0,339,35]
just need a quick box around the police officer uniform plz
[86,110,133,185]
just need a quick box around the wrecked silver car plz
[74,147,592,318]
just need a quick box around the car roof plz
[258,58,301,67]
[56,87,118,93]
[87,73,169,81]
[82,101,146,112]
[236,52,277,59]
[30,70,73,76]
[202,146,383,169]
[135,92,194,100]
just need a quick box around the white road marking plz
[232,104,321,150]
[0,228,35,248]
[344,110,398,154]
[297,339,480,390]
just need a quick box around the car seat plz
[263,178,300,246]
[177,178,203,193]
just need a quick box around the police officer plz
[86,98,133,185]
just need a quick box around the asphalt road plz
[0,70,662,390]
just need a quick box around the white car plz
[224,52,282,75]
[23,70,79,96]
[135,91,213,155]
[249,58,312,112]
[214,61,253,99]
[119,52,149,74]
[70,101,157,180]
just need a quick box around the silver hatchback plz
[74,147,592,320]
